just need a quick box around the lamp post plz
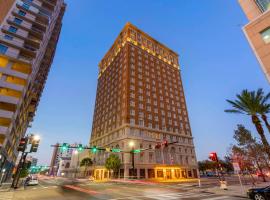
[74,150,80,178]
[129,141,135,179]
[0,168,6,186]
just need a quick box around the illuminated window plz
[261,27,270,44]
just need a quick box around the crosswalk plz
[0,191,14,200]
[109,192,240,200]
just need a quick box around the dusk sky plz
[28,0,269,165]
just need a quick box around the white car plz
[27,177,39,186]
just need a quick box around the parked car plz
[247,186,270,200]
[27,176,39,186]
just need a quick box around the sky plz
[28,0,269,165]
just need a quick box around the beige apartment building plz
[238,0,270,82]
[90,23,197,180]
[0,0,66,180]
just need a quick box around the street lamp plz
[129,141,135,179]
[33,135,40,141]
[129,141,135,148]
[0,168,6,186]
[74,150,80,178]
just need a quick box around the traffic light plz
[155,143,161,149]
[61,143,69,152]
[30,138,40,153]
[209,152,218,162]
[91,146,97,153]
[17,137,28,152]
[77,144,83,152]
[163,140,168,147]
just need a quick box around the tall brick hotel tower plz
[238,0,270,82]
[90,23,197,180]
[0,0,66,178]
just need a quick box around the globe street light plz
[129,141,135,148]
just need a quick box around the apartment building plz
[90,23,197,180]
[0,0,66,179]
[239,0,270,82]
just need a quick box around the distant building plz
[26,155,38,166]
[89,23,197,180]
[49,143,73,176]
[238,0,270,82]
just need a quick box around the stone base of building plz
[92,164,198,181]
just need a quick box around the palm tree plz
[257,88,270,133]
[80,158,93,177]
[225,89,270,160]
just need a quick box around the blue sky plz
[29,0,269,165]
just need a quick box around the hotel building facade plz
[90,23,197,180]
[238,0,270,82]
[0,0,66,179]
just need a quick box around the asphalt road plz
[0,176,249,200]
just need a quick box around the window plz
[18,10,26,16]
[261,27,270,44]
[0,44,8,54]
[4,35,13,40]
[255,0,270,12]
[130,110,135,116]
[22,3,30,10]
[14,18,23,25]
[8,26,17,33]
[130,118,135,125]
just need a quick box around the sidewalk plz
[0,182,12,192]
[197,182,270,198]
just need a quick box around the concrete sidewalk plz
[198,182,270,198]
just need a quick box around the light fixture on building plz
[129,141,135,147]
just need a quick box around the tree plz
[198,158,233,175]
[105,154,121,178]
[225,89,270,160]
[256,88,270,133]
[80,158,93,177]
[231,124,268,182]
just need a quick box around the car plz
[247,186,270,200]
[27,177,39,186]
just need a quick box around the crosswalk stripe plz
[205,196,231,200]
[109,192,222,200]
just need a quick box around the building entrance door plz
[166,169,172,179]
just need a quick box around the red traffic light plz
[17,137,28,152]
[155,143,161,149]
[209,152,218,162]
[163,140,168,147]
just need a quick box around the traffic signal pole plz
[131,147,135,179]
